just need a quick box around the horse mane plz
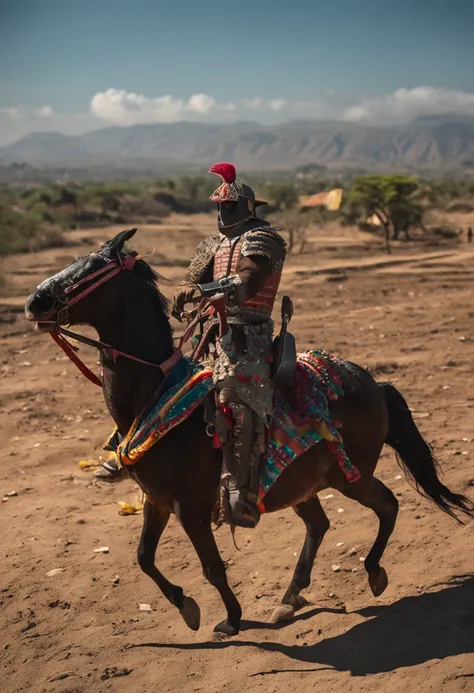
[133,257,170,314]
[130,256,174,348]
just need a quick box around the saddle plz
[272,295,298,407]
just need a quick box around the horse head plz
[25,228,138,330]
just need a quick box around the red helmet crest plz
[209,162,237,184]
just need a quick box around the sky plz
[1,0,474,145]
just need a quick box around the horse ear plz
[103,228,137,253]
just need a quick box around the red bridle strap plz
[51,329,184,388]
[49,252,185,387]
[64,254,137,308]
[51,331,103,387]
[47,253,228,388]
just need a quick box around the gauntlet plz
[171,285,196,320]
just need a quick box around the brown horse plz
[24,228,473,636]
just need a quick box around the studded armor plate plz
[213,228,284,323]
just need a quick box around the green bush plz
[1,172,473,257]
[0,204,64,255]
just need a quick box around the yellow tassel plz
[77,458,101,470]
[118,501,144,516]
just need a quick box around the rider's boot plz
[95,430,125,480]
[94,458,124,481]
[218,388,262,529]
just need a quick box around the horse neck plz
[95,280,174,435]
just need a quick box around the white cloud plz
[2,86,474,147]
[1,105,54,120]
[0,107,25,120]
[241,97,263,109]
[88,88,339,125]
[90,88,235,125]
[35,106,54,118]
[88,86,474,128]
[187,93,217,113]
[268,98,287,112]
[342,87,474,123]
[187,93,235,114]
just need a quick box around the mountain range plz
[1,115,474,172]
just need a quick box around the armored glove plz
[171,285,197,321]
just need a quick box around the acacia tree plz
[389,199,426,240]
[348,174,420,253]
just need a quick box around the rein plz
[50,327,184,388]
[51,331,103,387]
[46,252,227,388]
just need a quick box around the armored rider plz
[171,163,286,528]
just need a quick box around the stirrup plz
[94,460,124,481]
[229,490,260,529]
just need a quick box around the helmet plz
[209,162,267,231]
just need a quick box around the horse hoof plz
[369,567,389,597]
[213,620,239,636]
[179,596,201,631]
[292,595,311,612]
[270,604,295,623]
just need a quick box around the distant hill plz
[1,116,474,172]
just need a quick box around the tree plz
[273,209,311,253]
[389,199,426,240]
[52,185,78,209]
[348,174,420,253]
[100,194,121,213]
[265,182,299,211]
[177,175,213,202]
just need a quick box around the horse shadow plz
[134,574,474,677]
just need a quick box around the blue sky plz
[1,0,474,144]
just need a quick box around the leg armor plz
[216,379,265,528]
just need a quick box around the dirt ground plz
[1,215,474,693]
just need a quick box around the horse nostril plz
[25,289,57,319]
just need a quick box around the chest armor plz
[213,234,281,322]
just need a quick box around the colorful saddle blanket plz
[106,350,360,507]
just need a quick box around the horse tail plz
[380,382,474,522]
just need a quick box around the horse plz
[24,228,473,636]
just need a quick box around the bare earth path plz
[1,217,473,693]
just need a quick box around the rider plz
[171,162,286,528]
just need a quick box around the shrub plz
[0,204,65,255]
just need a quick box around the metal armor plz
[173,162,287,528]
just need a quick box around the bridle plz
[43,251,227,388]
[55,252,138,325]
[44,252,181,387]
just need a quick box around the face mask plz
[217,201,238,227]
[217,199,254,230]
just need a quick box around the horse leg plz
[137,499,201,631]
[270,496,330,623]
[339,476,399,597]
[179,508,242,636]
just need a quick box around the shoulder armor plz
[182,232,222,285]
[241,226,286,272]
